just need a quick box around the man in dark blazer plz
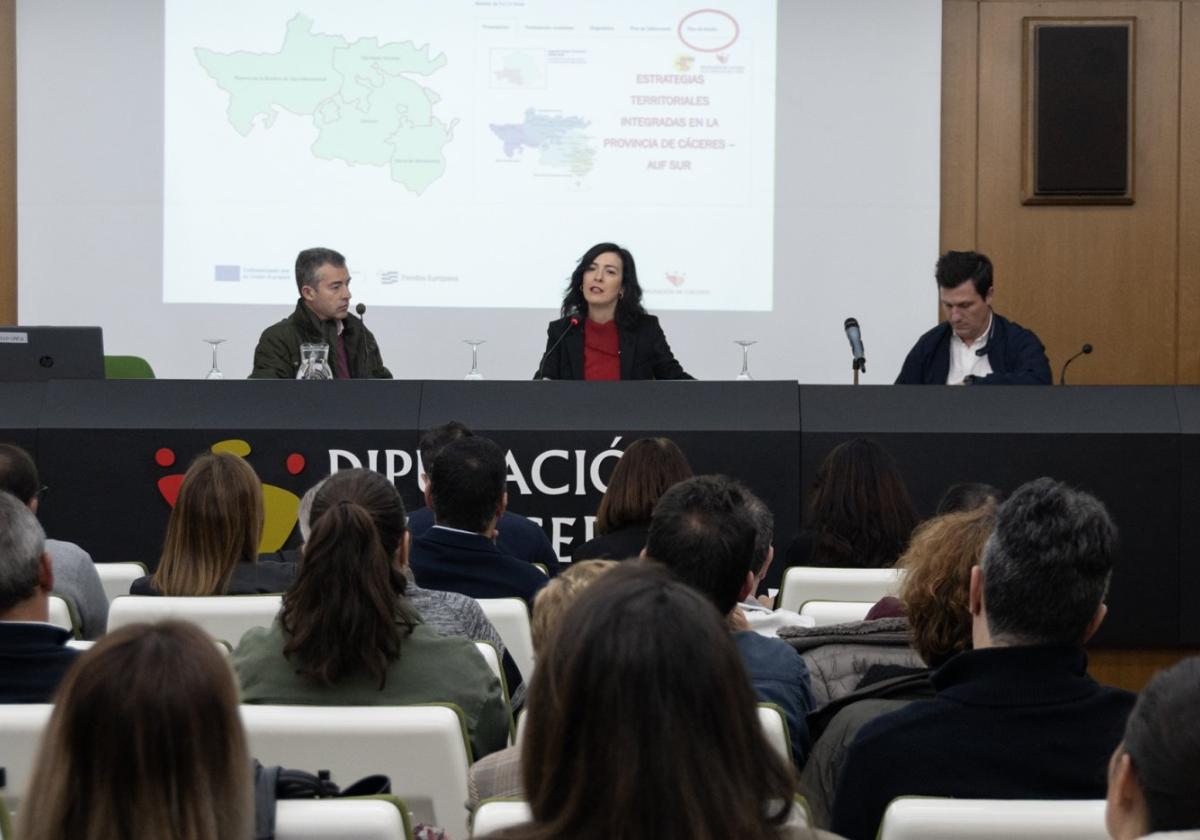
[830,478,1134,840]
[407,421,561,576]
[0,491,79,703]
[895,250,1051,385]
[409,436,548,607]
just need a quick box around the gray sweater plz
[46,539,107,639]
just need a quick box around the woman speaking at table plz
[535,242,693,380]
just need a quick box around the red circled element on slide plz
[677,9,740,53]
[286,453,306,475]
[154,447,176,468]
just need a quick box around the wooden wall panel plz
[975,1,1180,385]
[1180,2,1200,384]
[0,0,14,324]
[941,1,980,252]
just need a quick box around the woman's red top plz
[583,318,621,381]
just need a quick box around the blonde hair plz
[898,501,996,664]
[531,560,619,651]
[17,621,253,840]
[152,452,264,596]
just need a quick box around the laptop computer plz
[0,326,105,381]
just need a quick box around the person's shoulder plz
[128,575,159,596]
[993,312,1043,342]
[912,319,952,347]
[44,538,89,561]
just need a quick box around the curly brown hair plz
[898,501,997,665]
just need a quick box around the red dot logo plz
[155,448,176,468]
[286,453,305,475]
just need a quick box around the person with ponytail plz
[233,468,510,758]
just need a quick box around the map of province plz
[490,109,596,181]
[195,14,457,194]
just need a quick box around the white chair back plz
[107,595,281,646]
[0,704,54,812]
[240,704,471,840]
[46,595,74,635]
[878,797,1109,840]
[756,703,791,765]
[473,641,502,684]
[471,800,532,837]
[95,562,148,604]
[798,600,877,626]
[475,598,535,683]
[276,799,410,840]
[777,566,903,613]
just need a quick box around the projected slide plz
[164,1,776,310]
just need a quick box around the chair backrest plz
[0,704,54,812]
[475,598,535,683]
[103,355,155,379]
[95,562,148,604]
[777,566,903,613]
[276,798,411,840]
[756,703,792,766]
[471,800,532,838]
[878,797,1109,840]
[46,595,76,637]
[107,595,282,646]
[798,600,877,626]
[240,704,472,840]
[473,641,502,684]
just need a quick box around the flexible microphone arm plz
[535,313,580,380]
[1059,343,1093,385]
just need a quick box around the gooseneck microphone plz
[844,318,866,373]
[535,308,581,380]
[355,302,366,323]
[1059,343,1093,385]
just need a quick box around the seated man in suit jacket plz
[410,436,549,608]
[408,421,561,576]
[895,250,1051,386]
[0,491,79,703]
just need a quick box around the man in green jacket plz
[249,247,392,379]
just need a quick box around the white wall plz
[17,0,941,382]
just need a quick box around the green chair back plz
[104,355,155,379]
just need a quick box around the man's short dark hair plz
[295,247,346,292]
[430,436,507,534]
[645,475,757,614]
[0,444,39,504]
[419,421,475,475]
[981,477,1115,646]
[936,250,993,299]
[742,488,774,576]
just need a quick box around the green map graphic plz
[196,15,456,194]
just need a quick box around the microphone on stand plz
[535,308,581,380]
[844,318,866,374]
[1059,343,1093,385]
[355,302,367,324]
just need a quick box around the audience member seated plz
[234,468,509,758]
[409,436,548,607]
[131,452,295,596]
[797,501,997,826]
[409,421,561,575]
[0,443,107,638]
[469,558,618,807]
[736,488,812,636]
[645,475,816,766]
[570,436,692,562]
[17,620,252,840]
[478,562,841,840]
[935,481,1004,515]
[0,491,79,702]
[831,477,1135,840]
[1106,656,1200,840]
[294,471,525,702]
[782,438,918,569]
